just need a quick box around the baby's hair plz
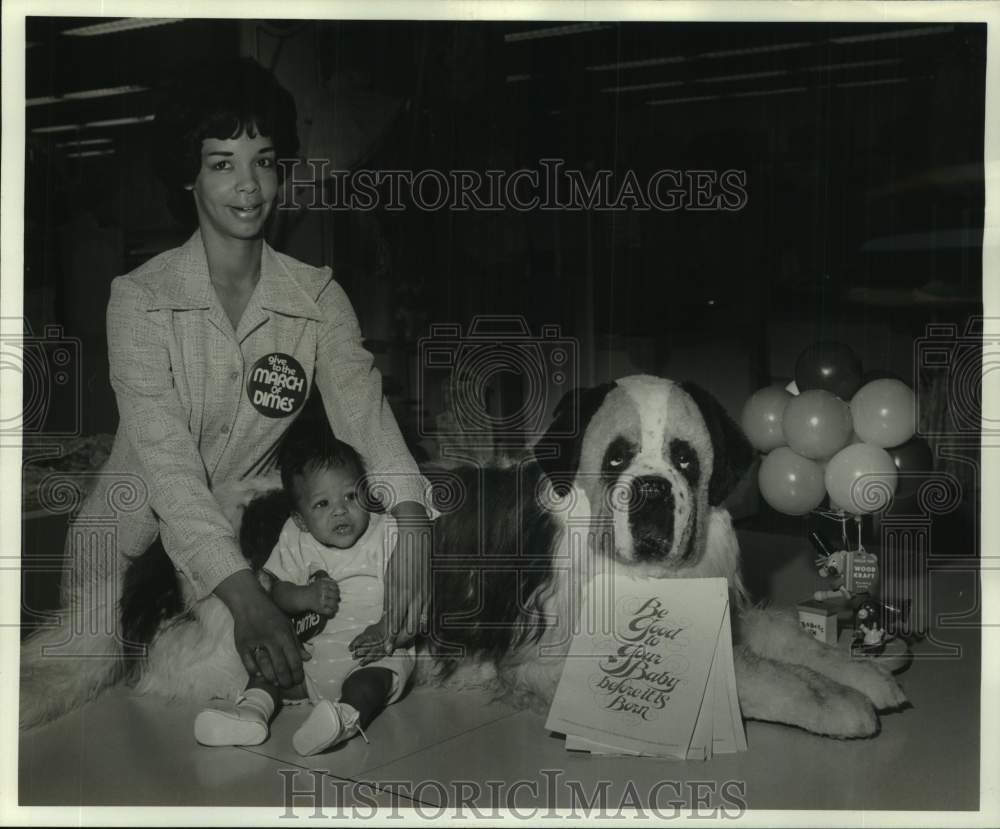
[277,415,383,513]
[152,56,299,225]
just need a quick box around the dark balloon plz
[794,341,864,400]
[887,437,934,499]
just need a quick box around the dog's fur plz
[21,375,906,738]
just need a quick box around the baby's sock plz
[194,688,276,747]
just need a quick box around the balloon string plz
[813,508,867,551]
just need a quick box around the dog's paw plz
[736,654,880,738]
[838,660,908,711]
[803,684,879,739]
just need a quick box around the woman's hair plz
[152,57,299,226]
[277,414,382,513]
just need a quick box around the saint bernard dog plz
[21,375,906,739]
[422,376,907,737]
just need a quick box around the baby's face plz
[291,464,370,549]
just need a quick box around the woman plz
[21,58,431,726]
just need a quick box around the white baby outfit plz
[263,513,415,704]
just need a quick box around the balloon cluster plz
[741,342,931,516]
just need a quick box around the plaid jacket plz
[86,230,426,598]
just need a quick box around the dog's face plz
[534,375,752,575]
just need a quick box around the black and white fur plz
[423,375,907,736]
[21,374,906,738]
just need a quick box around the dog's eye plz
[669,439,700,482]
[601,437,636,478]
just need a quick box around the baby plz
[194,418,415,755]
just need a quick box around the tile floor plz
[17,531,983,814]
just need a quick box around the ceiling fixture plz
[698,70,788,83]
[836,78,908,89]
[586,56,686,71]
[56,138,113,148]
[830,25,953,44]
[31,124,80,134]
[86,115,155,128]
[61,18,184,37]
[504,23,612,43]
[602,80,684,94]
[647,95,720,106]
[729,86,808,99]
[805,59,902,72]
[31,114,154,134]
[27,85,148,107]
[702,42,811,58]
[65,149,116,159]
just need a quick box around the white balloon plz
[824,443,898,514]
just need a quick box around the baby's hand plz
[307,577,340,617]
[349,617,392,665]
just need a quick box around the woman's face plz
[190,130,278,243]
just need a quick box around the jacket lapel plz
[142,229,326,342]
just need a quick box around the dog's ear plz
[681,381,754,506]
[533,382,617,496]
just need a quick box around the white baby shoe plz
[292,700,366,756]
[194,691,274,747]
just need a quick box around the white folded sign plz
[545,575,746,760]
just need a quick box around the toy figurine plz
[813,549,853,601]
[851,599,889,656]
[809,530,880,602]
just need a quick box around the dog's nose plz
[633,476,669,502]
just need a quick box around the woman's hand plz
[384,502,433,651]
[215,570,304,688]
[307,577,341,617]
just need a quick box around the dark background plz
[23,17,986,539]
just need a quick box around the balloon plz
[829,498,860,515]
[825,443,898,515]
[862,368,904,384]
[794,341,864,400]
[782,389,853,460]
[850,379,916,448]
[886,437,934,499]
[741,386,792,452]
[758,447,827,516]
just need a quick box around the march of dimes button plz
[247,352,308,417]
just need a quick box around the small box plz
[796,599,839,645]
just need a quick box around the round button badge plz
[246,352,309,418]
